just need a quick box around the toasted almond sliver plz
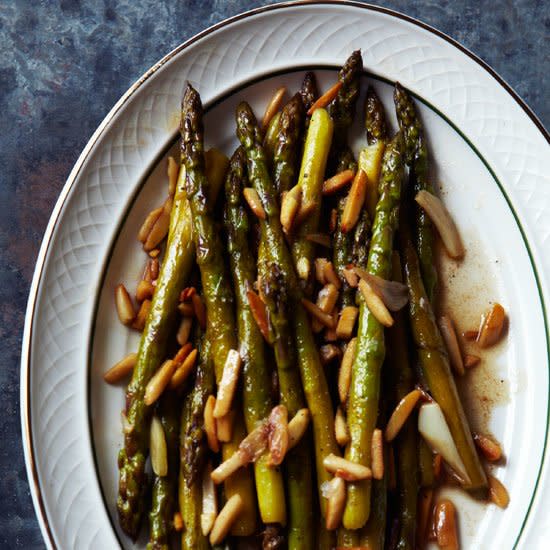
[174,511,184,532]
[478,303,506,348]
[296,257,311,281]
[144,198,172,251]
[338,337,357,403]
[306,233,331,248]
[170,348,198,389]
[488,474,510,509]
[150,258,160,280]
[281,186,301,234]
[204,395,219,453]
[416,190,464,259]
[209,494,244,545]
[178,301,195,317]
[150,415,168,477]
[201,461,218,536]
[136,279,155,302]
[173,342,193,364]
[243,187,267,219]
[167,156,179,197]
[336,305,359,340]
[464,354,481,369]
[268,405,289,466]
[371,428,384,480]
[149,248,161,259]
[262,86,287,129]
[358,278,394,327]
[192,294,207,330]
[325,476,346,530]
[211,450,246,485]
[307,81,343,116]
[216,410,236,443]
[176,317,193,346]
[329,207,338,233]
[324,327,338,342]
[132,299,151,331]
[439,315,465,376]
[138,206,163,243]
[341,169,368,233]
[144,359,178,406]
[317,283,339,313]
[324,261,342,290]
[320,344,341,365]
[463,329,479,341]
[213,350,242,419]
[343,266,359,288]
[104,352,137,384]
[434,499,459,550]
[180,286,196,301]
[322,169,355,195]
[247,289,270,341]
[288,408,310,449]
[334,406,350,447]
[115,284,135,326]
[302,298,336,329]
[473,433,502,462]
[323,453,372,480]
[417,489,434,547]
[315,257,329,285]
[385,388,422,442]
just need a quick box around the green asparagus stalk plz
[343,133,405,529]
[264,111,281,166]
[147,392,180,550]
[223,146,287,526]
[181,84,258,534]
[299,71,318,115]
[236,101,340,513]
[394,82,437,301]
[358,472,387,549]
[400,212,487,491]
[273,93,305,195]
[117,151,196,540]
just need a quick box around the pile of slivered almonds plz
[105,51,509,550]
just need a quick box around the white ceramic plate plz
[21,2,550,549]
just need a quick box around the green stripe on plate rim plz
[87,66,550,548]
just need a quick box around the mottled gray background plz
[0,0,547,547]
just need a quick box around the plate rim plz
[20,1,550,548]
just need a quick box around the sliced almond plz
[262,86,286,129]
[150,415,168,476]
[464,354,481,369]
[324,326,338,342]
[144,198,172,251]
[167,156,179,197]
[268,405,289,466]
[322,169,355,195]
[434,499,459,550]
[288,408,310,449]
[473,433,502,462]
[341,169,368,233]
[176,316,193,346]
[192,294,207,330]
[138,206,163,243]
[173,342,193,364]
[462,329,479,342]
[371,428,384,480]
[216,410,236,443]
[149,248,160,260]
[243,187,266,219]
[144,359,177,406]
[209,494,244,545]
[323,261,342,290]
[329,208,338,233]
[358,278,394,327]
[334,406,350,447]
[323,454,372,480]
[132,299,151,331]
[204,395,219,453]
[211,450,245,485]
[104,352,137,384]
[170,348,198,389]
[247,289,271,341]
[385,388,422,441]
[302,298,336,329]
[315,257,329,285]
[439,315,465,376]
[201,461,218,536]
[178,301,195,317]
[149,257,160,280]
[353,266,408,311]
[320,344,341,365]
[488,474,510,509]
[317,284,339,316]
[338,337,357,403]
[307,81,342,116]
[180,286,196,301]
[336,306,359,340]
[416,190,464,259]
[343,266,359,288]
[174,511,184,532]
[281,186,301,234]
[136,279,155,302]
[213,350,242,418]
[477,303,506,348]
[115,284,135,326]
[325,476,346,530]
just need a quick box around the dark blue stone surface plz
[0,1,547,547]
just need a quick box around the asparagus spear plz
[394,82,437,301]
[299,71,318,115]
[181,84,258,534]
[264,111,281,166]
[148,392,180,550]
[399,212,487,491]
[343,133,405,529]
[358,472,387,549]
[236,101,340,512]
[273,93,305,195]
[117,154,195,540]
[223,146,287,526]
